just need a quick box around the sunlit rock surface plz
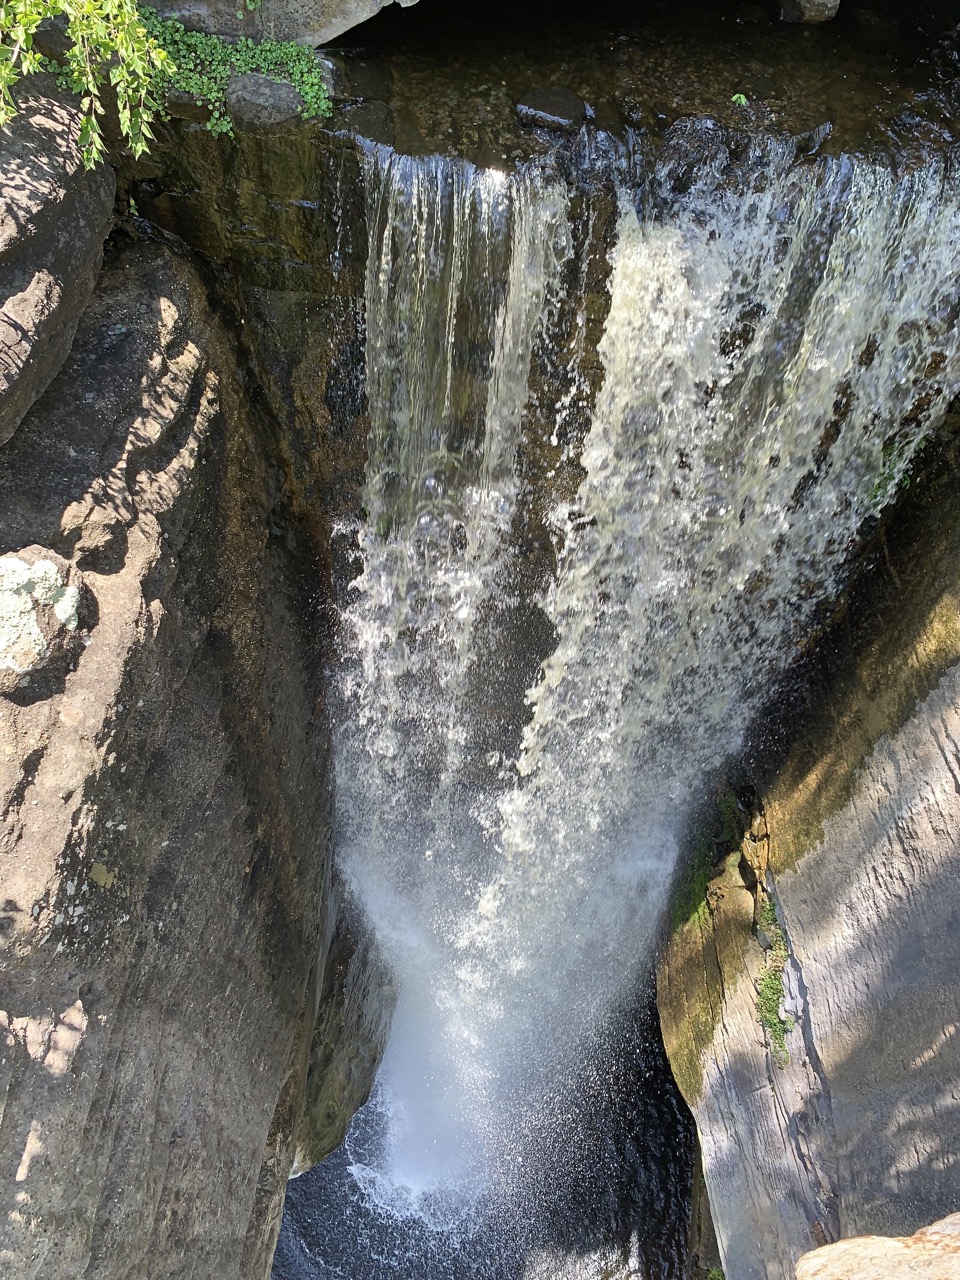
[0,238,338,1278]
[795,1212,960,1279]
[0,78,113,446]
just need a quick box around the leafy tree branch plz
[0,0,331,168]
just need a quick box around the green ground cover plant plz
[756,897,794,1065]
[140,8,331,138]
[0,0,330,167]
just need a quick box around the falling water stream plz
[275,118,960,1278]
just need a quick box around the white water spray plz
[331,136,960,1235]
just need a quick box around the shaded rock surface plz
[0,234,357,1278]
[226,74,306,130]
[292,918,392,1173]
[658,438,960,1279]
[795,1212,960,1279]
[0,77,114,446]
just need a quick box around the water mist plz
[278,130,960,1279]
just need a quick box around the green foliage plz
[672,785,745,933]
[140,6,331,139]
[706,1269,725,1280]
[756,897,794,1065]
[0,0,330,167]
[0,0,168,166]
[731,93,748,107]
[672,833,714,933]
[868,429,927,509]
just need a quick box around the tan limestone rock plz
[796,1213,960,1279]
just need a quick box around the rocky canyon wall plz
[4,2,960,1273]
[0,84,384,1278]
[659,431,960,1279]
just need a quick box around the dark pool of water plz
[273,992,695,1280]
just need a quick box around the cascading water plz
[276,126,960,1279]
[335,147,575,1217]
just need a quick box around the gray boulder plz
[781,0,841,20]
[226,72,306,130]
[149,0,420,46]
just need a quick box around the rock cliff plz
[0,78,114,447]
[658,435,960,1279]
[0,88,384,1279]
[4,5,959,1275]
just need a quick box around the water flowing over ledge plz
[277,120,960,1277]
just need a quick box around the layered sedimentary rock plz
[0,233,336,1278]
[659,437,960,1280]
[0,77,114,446]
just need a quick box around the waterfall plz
[285,129,960,1277]
[335,146,575,1218]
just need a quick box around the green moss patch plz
[671,785,745,934]
[141,7,331,138]
[756,899,793,1065]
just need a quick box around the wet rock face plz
[658,437,960,1280]
[125,112,372,544]
[147,0,419,45]
[0,234,336,1278]
[0,76,114,446]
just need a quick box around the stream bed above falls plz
[320,0,960,165]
